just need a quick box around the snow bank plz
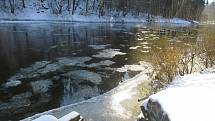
[0,1,192,24]
[32,111,81,121]
[141,72,215,121]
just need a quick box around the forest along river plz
[0,22,198,120]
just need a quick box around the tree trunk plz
[72,0,76,14]
[22,0,26,8]
[85,0,89,14]
[3,0,6,8]
[68,0,71,11]
[9,0,15,13]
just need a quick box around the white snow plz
[209,0,215,4]
[3,80,22,88]
[157,18,191,26]
[58,111,80,121]
[201,67,215,74]
[0,0,192,24]
[32,111,81,121]
[32,115,58,121]
[144,72,215,121]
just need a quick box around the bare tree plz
[85,0,89,14]
[51,0,64,14]
[9,0,15,13]
[3,0,7,8]
[22,0,26,8]
[67,0,71,11]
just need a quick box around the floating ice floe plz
[3,80,22,88]
[20,61,51,74]
[137,38,144,41]
[142,45,151,49]
[116,64,148,72]
[149,34,157,37]
[57,57,92,66]
[38,63,60,75]
[141,50,150,53]
[120,44,126,47]
[62,70,102,85]
[122,32,135,35]
[152,37,160,40]
[3,57,92,88]
[141,30,150,34]
[88,60,115,67]
[30,80,53,94]
[140,42,149,45]
[93,49,126,58]
[129,46,141,50]
[88,44,111,50]
[61,84,100,105]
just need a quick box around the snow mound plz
[142,72,215,121]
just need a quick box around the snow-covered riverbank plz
[0,0,192,25]
[0,12,191,25]
[141,68,215,121]
[0,11,192,25]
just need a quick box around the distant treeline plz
[202,2,215,21]
[0,0,207,20]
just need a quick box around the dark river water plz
[0,22,198,120]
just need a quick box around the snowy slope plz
[0,0,191,24]
[143,72,215,121]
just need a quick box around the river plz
[0,22,198,120]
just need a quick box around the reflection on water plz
[0,22,198,120]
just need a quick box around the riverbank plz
[0,1,191,24]
[0,13,191,25]
[140,67,215,121]
[23,69,151,121]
